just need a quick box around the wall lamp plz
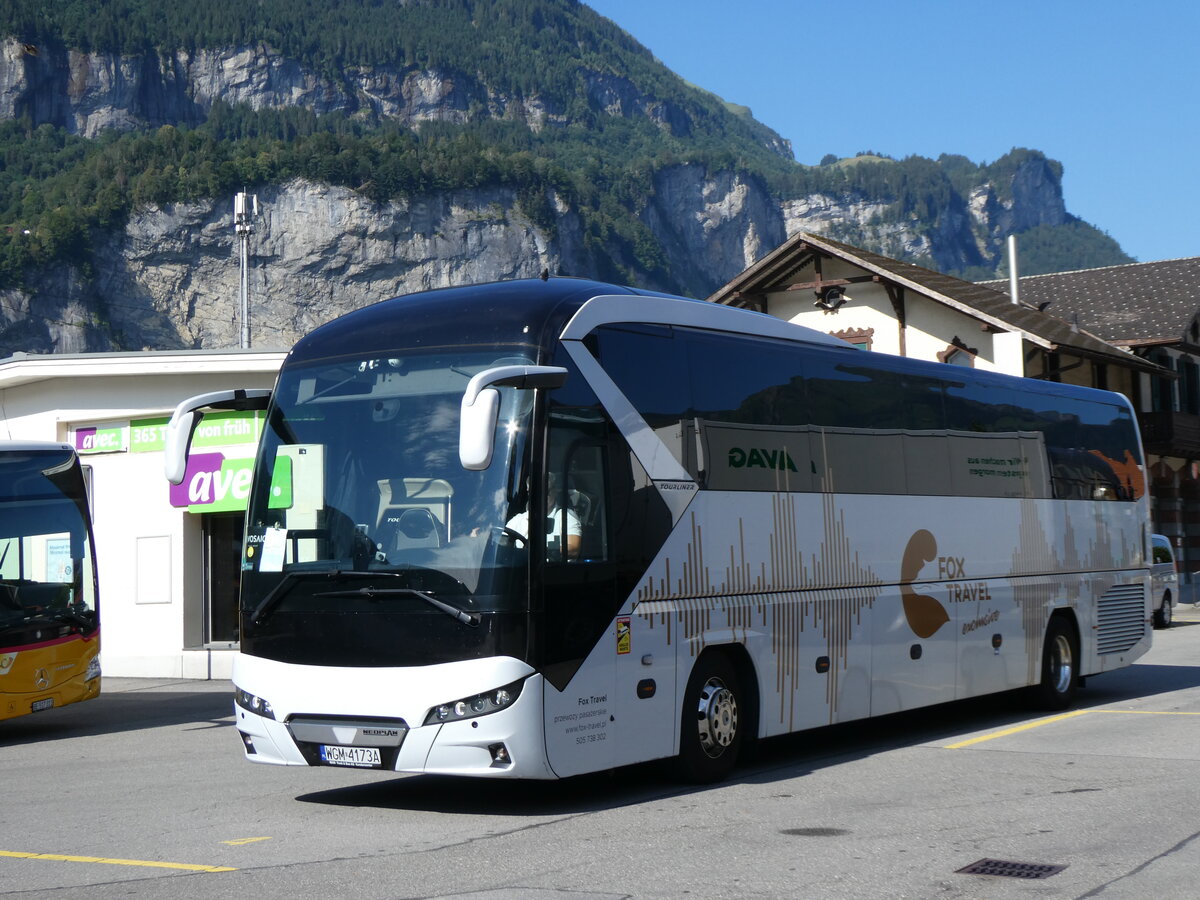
[814,285,848,311]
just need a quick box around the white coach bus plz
[166,278,1151,782]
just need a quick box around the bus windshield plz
[241,349,536,667]
[0,447,98,646]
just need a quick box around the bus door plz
[539,407,680,776]
[540,436,618,777]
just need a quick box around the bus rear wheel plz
[1029,615,1079,710]
[678,653,743,783]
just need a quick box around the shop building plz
[0,349,285,678]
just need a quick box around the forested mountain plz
[0,0,1133,353]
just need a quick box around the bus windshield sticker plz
[260,527,287,572]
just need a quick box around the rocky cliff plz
[0,38,788,149]
[1,40,557,137]
[0,36,1094,353]
[0,169,787,352]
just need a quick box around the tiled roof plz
[981,257,1200,346]
[709,232,1166,375]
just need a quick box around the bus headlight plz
[234,686,277,720]
[85,656,101,682]
[424,679,524,726]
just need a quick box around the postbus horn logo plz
[900,529,950,639]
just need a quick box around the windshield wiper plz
[250,569,393,626]
[313,585,479,627]
[5,606,95,633]
[252,570,479,627]
[47,608,95,632]
[249,572,302,627]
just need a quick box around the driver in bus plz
[506,472,582,561]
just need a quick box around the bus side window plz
[591,324,694,477]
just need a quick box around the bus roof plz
[282,277,1134,416]
[286,278,849,366]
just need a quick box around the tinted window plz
[593,324,690,429]
[687,331,808,426]
[805,349,910,430]
[593,324,692,474]
[588,327,1137,502]
[943,374,1138,501]
[686,330,813,491]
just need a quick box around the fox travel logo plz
[900,529,950,638]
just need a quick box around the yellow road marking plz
[945,708,1200,749]
[1090,709,1200,716]
[0,850,235,872]
[945,710,1090,749]
[221,837,272,846]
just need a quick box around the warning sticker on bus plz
[616,617,631,655]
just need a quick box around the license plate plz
[319,744,381,768]
[31,698,54,713]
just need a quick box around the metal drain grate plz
[956,858,1067,879]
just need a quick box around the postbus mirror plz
[164,389,272,484]
[459,365,568,470]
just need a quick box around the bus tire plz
[1029,615,1079,710]
[678,652,743,783]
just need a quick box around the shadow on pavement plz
[297,765,680,817]
[0,688,233,746]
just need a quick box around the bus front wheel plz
[1029,615,1079,710]
[1153,593,1172,630]
[678,653,743,783]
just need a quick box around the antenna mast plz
[234,192,258,349]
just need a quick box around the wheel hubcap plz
[696,676,738,758]
[1050,634,1074,694]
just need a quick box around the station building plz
[0,349,285,679]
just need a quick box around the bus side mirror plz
[459,365,568,471]
[460,386,502,471]
[165,407,199,484]
[164,389,272,484]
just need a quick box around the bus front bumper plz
[234,674,556,779]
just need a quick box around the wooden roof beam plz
[781,274,879,293]
[730,291,767,312]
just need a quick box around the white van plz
[1151,534,1178,629]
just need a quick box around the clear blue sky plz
[584,0,1199,264]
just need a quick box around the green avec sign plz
[130,417,169,453]
[173,455,292,513]
[132,410,263,454]
[191,410,264,448]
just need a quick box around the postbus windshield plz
[0,447,98,646]
[240,349,537,668]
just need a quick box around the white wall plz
[765,278,1026,376]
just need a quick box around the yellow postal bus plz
[0,442,100,721]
